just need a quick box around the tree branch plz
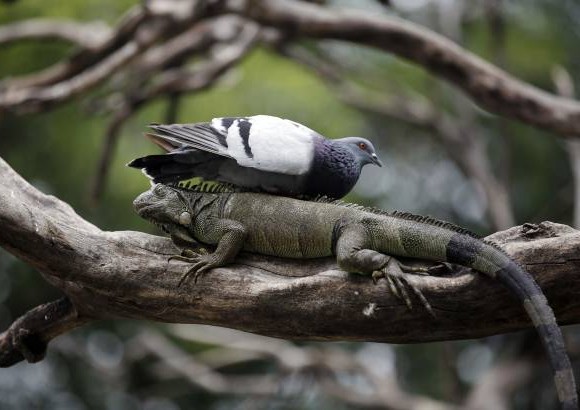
[228,0,580,136]
[279,44,514,230]
[0,19,112,49]
[87,20,258,202]
[0,297,88,367]
[1,155,580,367]
[0,5,147,91]
[0,19,168,113]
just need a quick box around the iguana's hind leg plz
[335,224,433,315]
[372,259,434,317]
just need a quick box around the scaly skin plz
[134,184,578,410]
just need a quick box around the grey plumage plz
[128,115,382,198]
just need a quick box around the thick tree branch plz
[228,0,580,136]
[1,156,580,367]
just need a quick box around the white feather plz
[211,115,316,175]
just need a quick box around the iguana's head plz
[133,184,195,242]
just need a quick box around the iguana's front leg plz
[173,218,247,285]
[335,224,433,315]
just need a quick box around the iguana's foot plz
[372,258,434,317]
[169,248,221,286]
[395,261,453,276]
[427,262,456,276]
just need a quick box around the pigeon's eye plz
[358,142,367,150]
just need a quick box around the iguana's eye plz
[179,211,192,226]
[358,142,367,150]
[153,184,166,197]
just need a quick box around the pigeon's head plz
[340,137,383,168]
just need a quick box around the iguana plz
[134,183,578,409]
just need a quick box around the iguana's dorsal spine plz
[173,180,241,193]
[313,195,482,239]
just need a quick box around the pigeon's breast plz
[304,141,360,198]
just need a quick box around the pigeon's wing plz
[210,115,318,175]
[148,122,229,156]
[148,115,318,176]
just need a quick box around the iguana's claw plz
[169,250,218,286]
[373,258,435,317]
[426,262,455,276]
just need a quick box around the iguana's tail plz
[452,236,578,409]
[496,258,577,409]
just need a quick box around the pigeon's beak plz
[371,153,383,167]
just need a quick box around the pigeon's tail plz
[148,123,229,157]
[127,151,224,184]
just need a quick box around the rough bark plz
[1,156,580,367]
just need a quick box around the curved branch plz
[1,156,580,367]
[278,44,515,230]
[228,0,580,136]
[0,19,112,48]
[0,20,166,113]
[0,5,147,91]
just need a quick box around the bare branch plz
[1,155,580,368]
[228,0,580,136]
[0,5,147,90]
[0,19,112,48]
[87,21,257,202]
[145,22,259,97]
[0,19,167,113]
[280,45,514,230]
[137,15,246,74]
[0,298,88,367]
[89,105,133,204]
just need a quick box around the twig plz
[89,105,133,205]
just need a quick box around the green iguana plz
[134,183,578,409]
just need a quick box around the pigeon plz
[128,115,383,198]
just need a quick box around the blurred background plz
[1,0,579,409]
